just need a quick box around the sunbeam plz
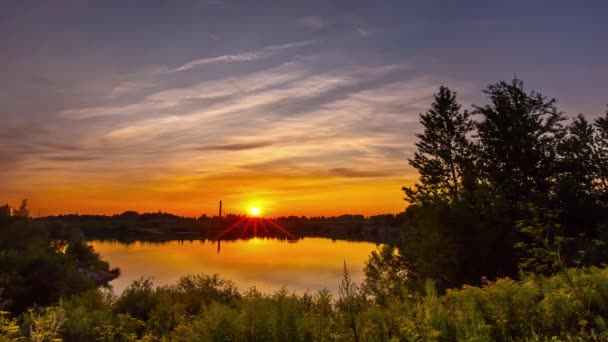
[214,216,296,240]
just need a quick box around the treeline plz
[39,212,404,244]
[394,79,608,291]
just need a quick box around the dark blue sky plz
[1,1,607,215]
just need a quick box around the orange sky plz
[5,170,413,217]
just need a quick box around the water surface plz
[91,238,380,295]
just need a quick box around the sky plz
[1,1,607,217]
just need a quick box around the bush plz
[4,268,608,341]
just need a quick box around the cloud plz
[166,39,319,73]
[43,155,101,162]
[195,141,275,151]
[12,63,449,192]
[296,16,328,31]
[171,52,262,73]
[263,39,319,51]
[355,28,370,37]
[107,82,150,99]
[329,167,398,178]
[60,62,308,120]
[101,70,358,141]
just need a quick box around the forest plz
[1,78,608,341]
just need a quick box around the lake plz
[91,238,381,295]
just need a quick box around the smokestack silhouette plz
[219,200,222,218]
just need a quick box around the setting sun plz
[249,206,261,216]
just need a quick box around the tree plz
[593,108,608,196]
[474,78,565,209]
[362,245,408,305]
[554,114,603,238]
[560,115,597,192]
[398,79,577,291]
[337,262,365,342]
[0,205,10,216]
[404,86,474,205]
[13,199,29,217]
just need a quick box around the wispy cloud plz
[166,39,320,73]
[44,155,101,162]
[195,141,275,151]
[264,39,320,51]
[355,28,370,37]
[171,52,262,72]
[60,62,307,120]
[296,16,328,31]
[329,167,399,178]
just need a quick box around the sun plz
[249,206,261,216]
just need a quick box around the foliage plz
[22,306,65,342]
[2,268,608,341]
[0,311,22,341]
[362,245,408,305]
[0,200,118,314]
[114,278,159,321]
[474,79,565,206]
[398,79,608,292]
[337,263,366,341]
[515,205,569,275]
[404,86,475,205]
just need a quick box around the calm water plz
[91,238,380,295]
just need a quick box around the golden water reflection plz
[91,238,380,295]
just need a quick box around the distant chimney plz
[219,200,222,217]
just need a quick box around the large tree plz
[474,79,565,210]
[399,87,508,291]
[404,86,474,204]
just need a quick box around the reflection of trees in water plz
[39,212,403,244]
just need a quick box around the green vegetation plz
[0,201,119,314]
[1,78,608,340]
[2,267,608,341]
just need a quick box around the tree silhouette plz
[13,199,29,217]
[559,114,598,195]
[475,79,565,211]
[474,79,565,209]
[0,204,10,216]
[404,86,474,205]
[395,79,608,291]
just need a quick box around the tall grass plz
[2,267,608,341]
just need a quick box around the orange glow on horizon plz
[5,175,414,217]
